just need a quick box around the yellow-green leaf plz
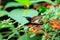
[15,0,31,7]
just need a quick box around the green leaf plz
[52,34,57,40]
[36,5,48,13]
[7,32,16,40]
[0,10,8,17]
[0,6,3,10]
[15,0,53,6]
[55,37,60,40]
[0,34,3,40]
[5,2,23,9]
[0,22,13,29]
[55,0,60,4]
[43,23,52,32]
[31,0,53,4]
[8,9,38,25]
[15,0,31,7]
[8,9,29,25]
[23,9,38,17]
[8,15,29,25]
[18,34,42,40]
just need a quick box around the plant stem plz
[0,0,1,5]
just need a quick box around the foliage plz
[0,0,60,40]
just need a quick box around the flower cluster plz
[49,19,60,29]
[29,25,40,34]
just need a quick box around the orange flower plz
[29,25,40,34]
[47,5,51,8]
[49,19,60,29]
